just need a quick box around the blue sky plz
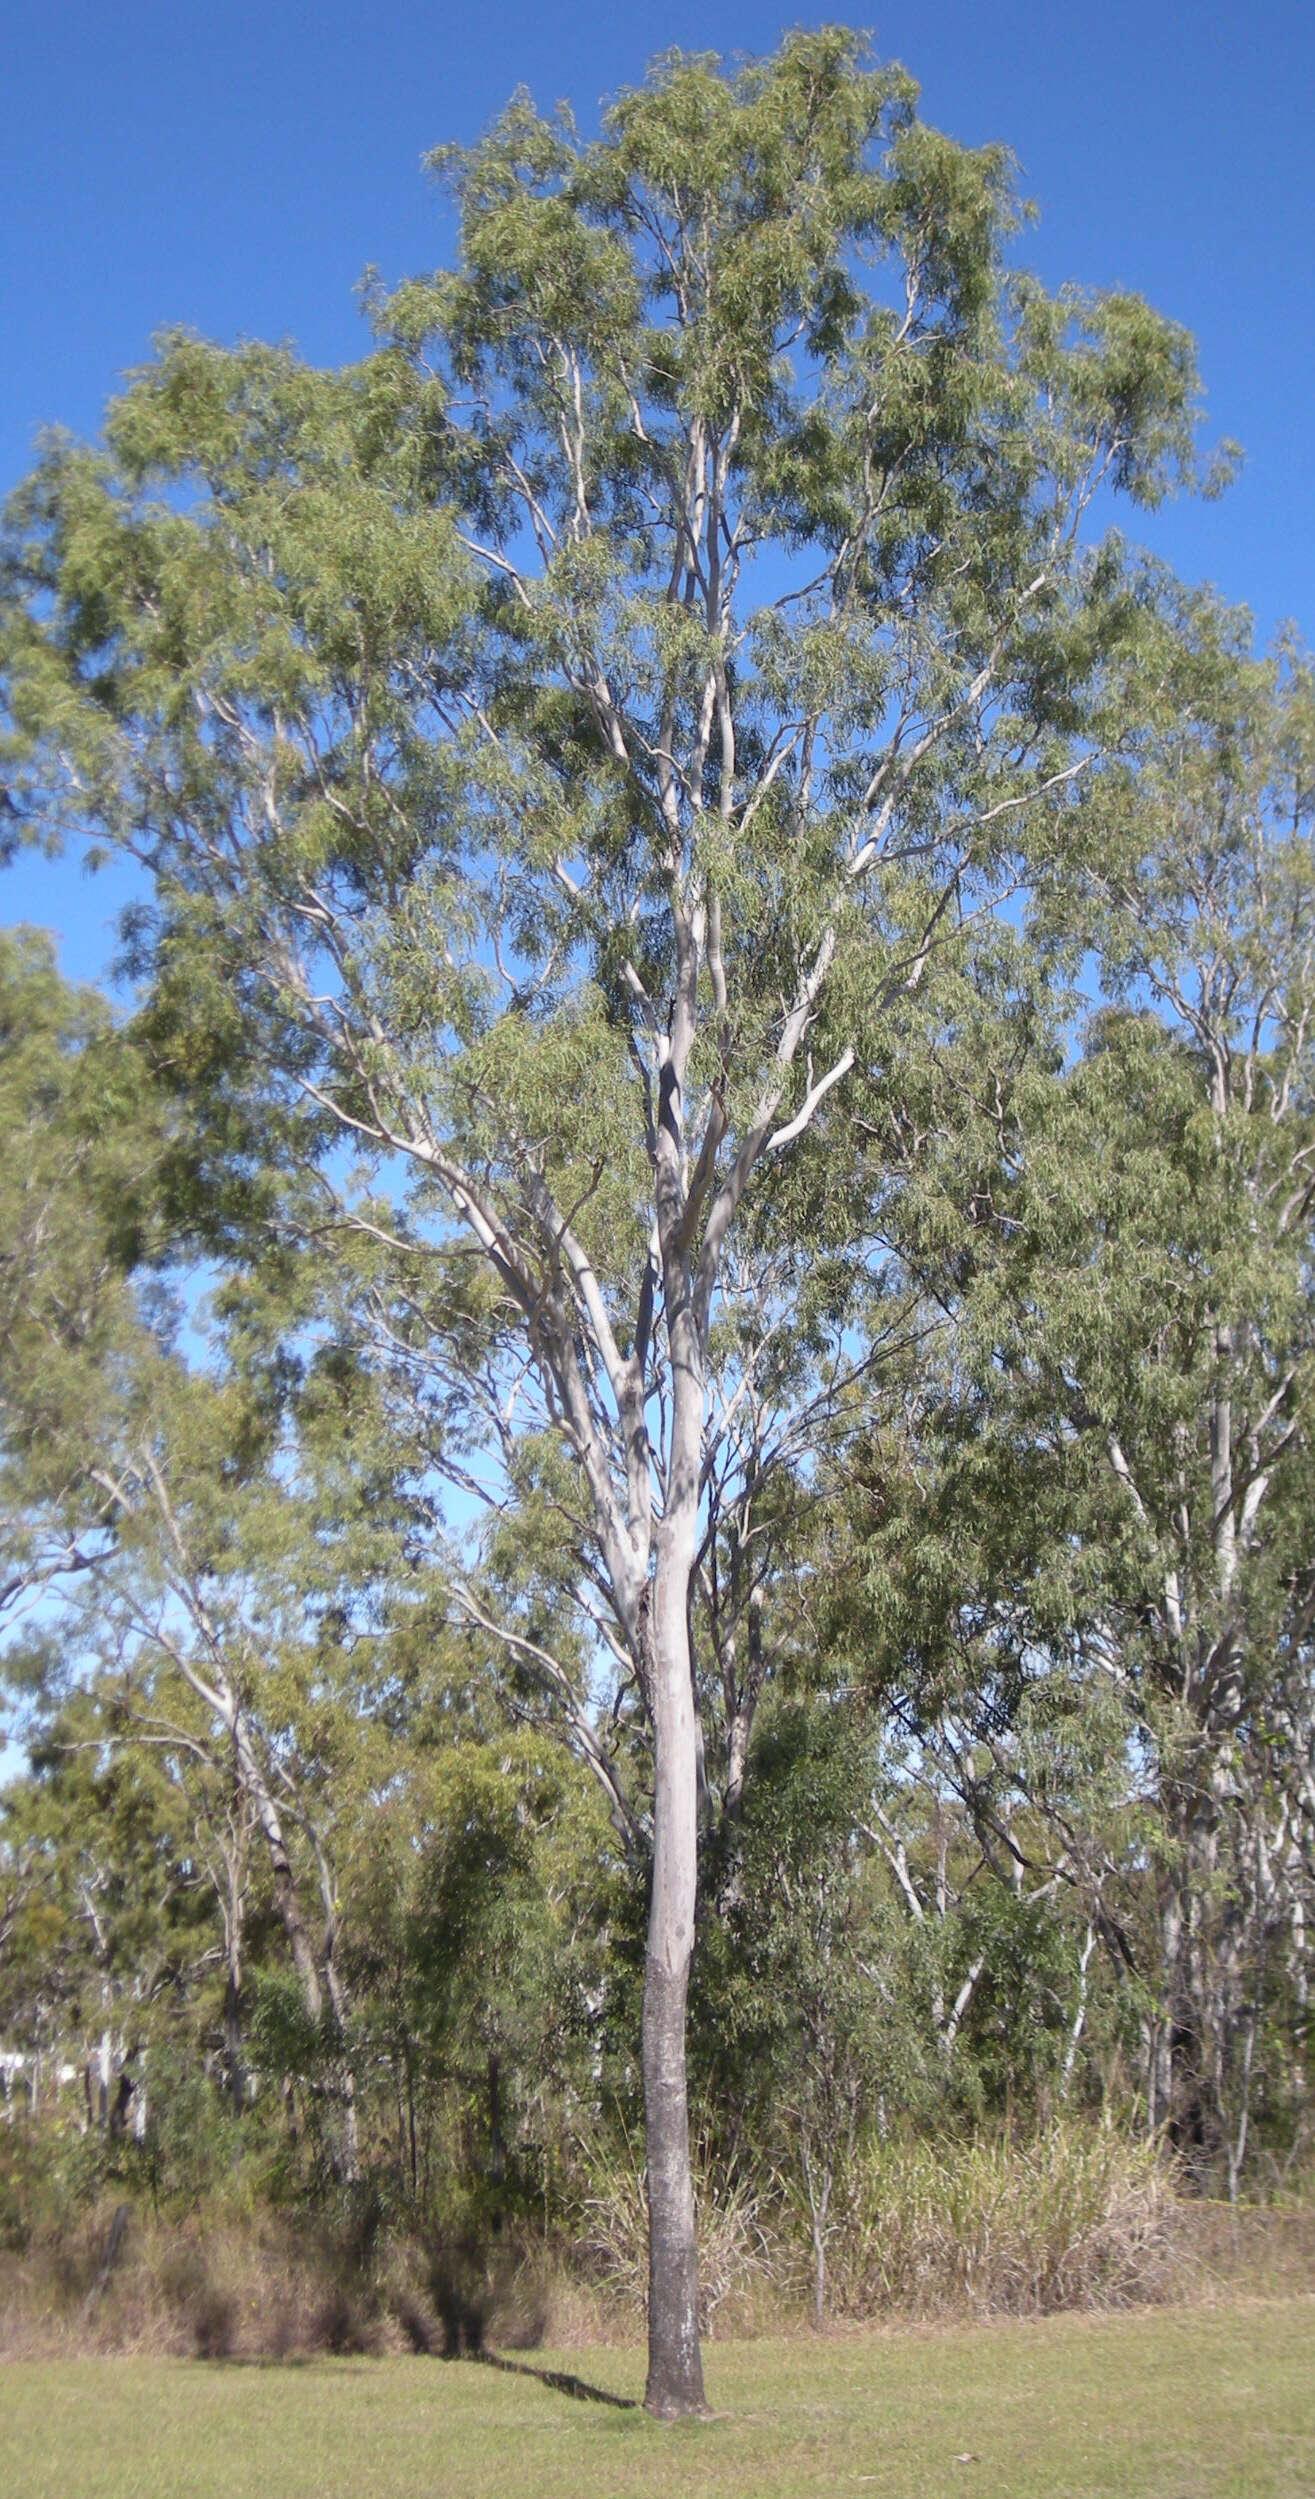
[3,1,1313,978]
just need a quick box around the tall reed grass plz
[819,2124,1177,2317]
[575,2120,1185,2327]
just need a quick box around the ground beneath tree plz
[4,2296,1312,2498]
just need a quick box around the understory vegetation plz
[3,2101,1313,2360]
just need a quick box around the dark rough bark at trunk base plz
[641,1952,707,2419]
[224,1970,246,2113]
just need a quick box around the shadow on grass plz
[207,2344,634,2402]
[467,2348,639,2411]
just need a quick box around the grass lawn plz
[3,2297,1312,2499]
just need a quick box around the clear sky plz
[3,0,1313,976]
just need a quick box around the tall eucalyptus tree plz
[1,31,1211,2408]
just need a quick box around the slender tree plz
[1,32,1211,2408]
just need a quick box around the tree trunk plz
[640,1503,707,2419]
[230,1716,358,2182]
[224,1963,245,2115]
[221,1833,246,2114]
[802,2138,831,2331]
[315,1845,360,2185]
[487,2048,506,2191]
[1291,1887,1308,2103]
[1158,1767,1229,2186]
[231,1718,323,2019]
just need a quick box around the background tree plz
[828,613,1315,2185]
[0,929,166,1626]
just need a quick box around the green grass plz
[3,2298,1313,2499]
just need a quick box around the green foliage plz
[698,1703,934,2150]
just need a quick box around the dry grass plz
[576,2131,776,2334]
[0,2201,631,2363]
[0,2210,367,2361]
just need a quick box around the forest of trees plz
[0,31,1312,2418]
